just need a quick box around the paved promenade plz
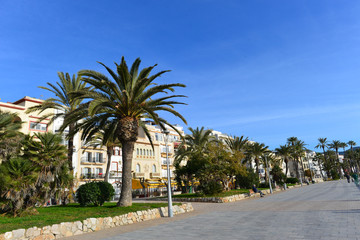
[65,180,360,240]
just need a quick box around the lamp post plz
[163,129,173,218]
[265,154,273,194]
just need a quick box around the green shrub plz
[198,181,223,195]
[236,169,259,189]
[97,181,115,205]
[285,177,299,184]
[76,181,114,206]
[270,165,286,185]
[330,170,340,180]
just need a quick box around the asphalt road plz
[65,180,360,240]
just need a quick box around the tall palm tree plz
[246,142,269,179]
[26,72,88,170]
[348,140,356,151]
[291,140,307,181]
[347,140,357,172]
[315,138,328,177]
[328,140,342,176]
[68,57,187,207]
[275,144,292,176]
[287,136,298,146]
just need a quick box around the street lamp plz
[264,154,273,194]
[163,129,173,218]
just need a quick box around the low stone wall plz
[0,203,193,240]
[157,184,302,203]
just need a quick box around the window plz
[152,164,156,173]
[137,148,139,155]
[140,149,142,155]
[87,152,92,162]
[29,122,47,131]
[147,150,149,156]
[95,153,103,163]
[114,148,120,156]
[136,164,141,173]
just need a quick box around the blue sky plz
[1,1,360,150]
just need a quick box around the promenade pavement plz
[65,180,360,240]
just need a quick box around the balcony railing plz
[150,172,161,178]
[80,173,105,179]
[81,157,105,164]
[133,172,145,178]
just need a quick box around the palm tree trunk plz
[104,146,113,182]
[285,158,288,176]
[67,123,75,171]
[117,140,135,207]
[255,158,260,180]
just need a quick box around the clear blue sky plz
[1,0,360,150]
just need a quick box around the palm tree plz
[0,157,38,216]
[26,72,88,170]
[68,57,187,207]
[175,127,215,162]
[328,140,342,176]
[77,118,120,182]
[24,132,69,204]
[275,145,292,176]
[291,140,307,181]
[0,111,23,161]
[225,135,248,154]
[347,140,357,172]
[348,140,356,151]
[246,142,269,179]
[287,136,298,146]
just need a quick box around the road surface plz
[65,180,360,240]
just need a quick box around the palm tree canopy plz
[328,140,341,152]
[287,136,299,146]
[175,127,215,162]
[275,145,292,159]
[0,110,22,139]
[68,57,187,143]
[225,135,248,153]
[26,72,88,126]
[315,137,328,150]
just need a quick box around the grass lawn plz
[0,202,170,234]
[171,189,251,199]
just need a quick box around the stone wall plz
[0,203,193,240]
[158,184,302,203]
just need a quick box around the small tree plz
[270,164,286,185]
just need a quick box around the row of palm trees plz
[175,127,358,190]
[26,57,187,207]
[315,138,358,177]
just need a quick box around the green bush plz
[330,170,340,180]
[285,177,299,184]
[76,181,114,206]
[259,182,269,188]
[198,181,223,195]
[236,169,259,189]
[270,165,286,185]
[97,181,115,205]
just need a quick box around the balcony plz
[150,172,161,178]
[81,157,105,164]
[110,171,122,178]
[161,152,173,158]
[133,172,145,178]
[80,173,105,180]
